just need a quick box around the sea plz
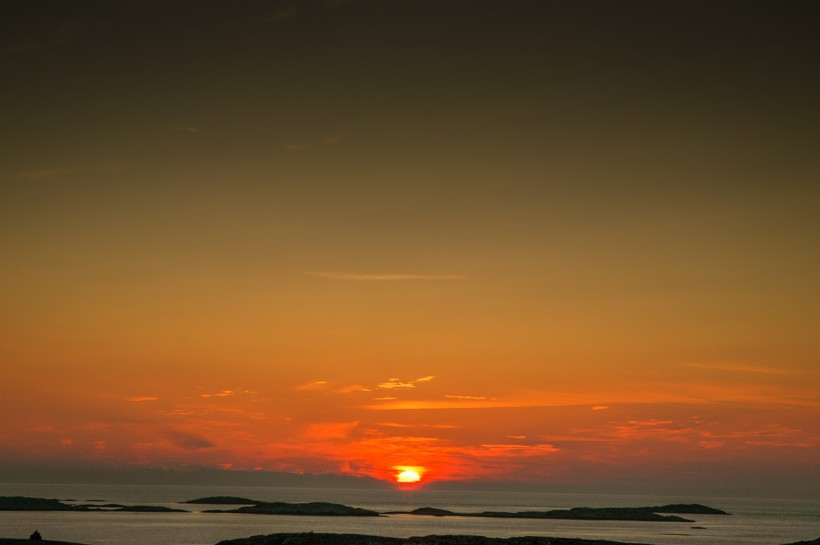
[0,483,818,545]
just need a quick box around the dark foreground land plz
[2,533,820,545]
[216,535,820,545]
[217,534,652,545]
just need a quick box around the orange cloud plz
[301,421,361,441]
[307,272,467,281]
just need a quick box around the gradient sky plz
[2,0,819,498]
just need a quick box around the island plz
[0,497,81,511]
[645,504,729,515]
[205,501,381,517]
[109,505,188,513]
[0,497,186,513]
[386,504,730,522]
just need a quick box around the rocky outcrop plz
[206,501,381,517]
[647,504,730,515]
[391,505,713,522]
[0,497,83,511]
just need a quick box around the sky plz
[1,0,819,498]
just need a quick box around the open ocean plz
[0,483,818,545]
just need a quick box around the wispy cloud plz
[126,396,158,402]
[294,381,330,392]
[377,376,436,390]
[687,362,804,375]
[19,162,125,181]
[199,389,256,399]
[167,430,216,450]
[200,390,236,399]
[377,378,416,390]
[308,272,467,281]
[166,125,201,134]
[301,421,360,441]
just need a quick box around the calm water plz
[0,483,818,545]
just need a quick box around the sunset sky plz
[1,1,819,498]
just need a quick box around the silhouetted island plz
[110,505,188,513]
[646,503,729,515]
[0,497,186,513]
[186,496,259,504]
[387,504,733,522]
[205,501,381,516]
[0,497,82,511]
[0,540,89,545]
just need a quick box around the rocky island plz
[205,501,381,517]
[0,497,187,513]
[387,504,729,522]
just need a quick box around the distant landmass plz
[110,505,187,513]
[205,501,381,517]
[646,504,729,515]
[388,504,729,522]
[0,497,186,513]
[0,496,730,522]
[0,497,79,511]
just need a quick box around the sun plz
[397,470,421,483]
[394,466,424,485]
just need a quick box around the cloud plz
[294,381,330,392]
[19,162,125,181]
[301,421,360,441]
[200,390,236,399]
[591,405,610,411]
[127,396,158,402]
[168,431,216,450]
[687,362,804,375]
[166,125,200,134]
[445,395,494,401]
[377,376,436,390]
[308,272,467,281]
[31,425,55,433]
[378,378,416,390]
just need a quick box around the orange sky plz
[1,1,819,498]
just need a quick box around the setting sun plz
[395,466,424,484]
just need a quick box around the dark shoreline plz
[3,533,820,545]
